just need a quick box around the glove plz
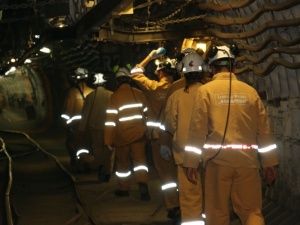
[160,145,171,161]
[107,145,114,151]
[148,47,166,60]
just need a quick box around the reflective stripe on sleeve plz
[203,144,258,150]
[185,146,202,155]
[258,144,277,153]
[67,115,82,124]
[130,67,144,74]
[105,121,116,126]
[106,109,118,114]
[161,182,177,190]
[147,121,161,127]
[61,114,70,120]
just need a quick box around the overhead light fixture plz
[40,47,51,53]
[5,66,16,76]
[84,0,94,7]
[24,59,32,64]
[196,43,207,53]
[118,3,133,15]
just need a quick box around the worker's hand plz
[262,166,277,185]
[106,145,114,151]
[160,145,171,161]
[148,47,166,60]
[186,167,198,184]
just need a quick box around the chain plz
[146,0,207,26]
[0,0,68,10]
[149,14,207,26]
[154,0,191,24]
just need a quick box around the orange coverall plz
[61,81,93,166]
[130,71,180,212]
[104,83,149,191]
[184,72,279,225]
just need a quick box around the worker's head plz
[181,50,205,74]
[206,44,239,74]
[154,57,178,80]
[114,66,131,86]
[68,67,89,86]
[178,49,207,92]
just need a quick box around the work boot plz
[115,190,129,197]
[138,182,151,201]
[167,207,181,219]
[68,149,77,167]
[97,165,110,183]
[167,207,181,225]
[69,156,77,167]
[172,216,181,225]
[76,153,92,173]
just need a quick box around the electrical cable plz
[205,49,233,163]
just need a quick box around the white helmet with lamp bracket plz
[176,48,209,73]
[75,67,89,80]
[206,44,239,66]
[154,57,176,75]
[181,51,206,74]
[93,73,106,84]
[69,67,89,84]
[86,72,107,86]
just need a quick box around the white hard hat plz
[75,67,88,75]
[73,67,89,80]
[115,67,130,78]
[155,58,175,75]
[182,48,197,54]
[93,73,106,84]
[208,45,235,65]
[181,52,205,73]
[175,48,199,72]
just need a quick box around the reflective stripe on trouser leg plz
[115,145,132,191]
[130,138,149,184]
[151,140,180,210]
[115,138,149,191]
[177,164,204,224]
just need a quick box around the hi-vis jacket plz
[79,86,112,131]
[130,71,173,137]
[61,81,93,127]
[183,72,279,169]
[159,77,186,146]
[164,82,204,165]
[104,83,148,147]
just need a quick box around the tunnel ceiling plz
[0,0,299,78]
